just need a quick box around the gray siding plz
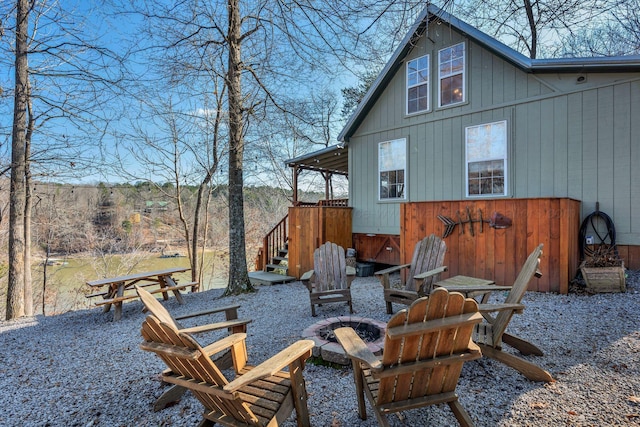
[348,23,640,244]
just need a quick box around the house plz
[274,5,640,294]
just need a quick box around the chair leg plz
[290,359,311,427]
[153,385,187,411]
[502,333,544,356]
[448,399,475,427]
[311,302,316,317]
[385,301,393,314]
[352,362,367,420]
[479,344,554,382]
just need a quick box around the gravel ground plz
[1,273,639,427]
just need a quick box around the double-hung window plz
[438,42,465,107]
[465,121,507,197]
[406,55,429,114]
[379,138,406,200]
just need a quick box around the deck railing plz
[257,214,289,271]
[295,198,348,207]
[256,199,349,271]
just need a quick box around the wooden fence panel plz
[288,207,352,278]
[400,198,580,294]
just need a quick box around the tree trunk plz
[24,78,35,316]
[6,0,29,320]
[523,0,538,58]
[224,0,254,295]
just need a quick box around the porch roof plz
[284,144,349,176]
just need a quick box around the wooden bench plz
[93,281,199,307]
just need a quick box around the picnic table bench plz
[86,267,198,321]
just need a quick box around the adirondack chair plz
[334,287,483,427]
[301,241,355,316]
[139,314,314,427]
[375,234,448,314]
[473,244,554,382]
[135,285,252,410]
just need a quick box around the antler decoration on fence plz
[438,208,512,238]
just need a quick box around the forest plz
[0,181,323,315]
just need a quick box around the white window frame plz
[438,42,466,107]
[406,55,430,115]
[378,138,407,201]
[465,120,508,197]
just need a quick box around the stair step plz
[278,249,288,256]
[271,256,287,263]
[266,264,288,273]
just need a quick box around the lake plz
[2,251,229,316]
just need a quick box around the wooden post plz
[292,165,299,205]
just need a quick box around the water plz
[1,252,230,316]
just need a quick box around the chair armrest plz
[201,333,248,357]
[223,340,314,393]
[374,263,411,277]
[334,327,383,372]
[180,318,251,335]
[300,270,314,282]
[478,303,525,314]
[175,304,241,321]
[413,265,448,280]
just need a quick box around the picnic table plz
[433,275,511,303]
[86,267,198,321]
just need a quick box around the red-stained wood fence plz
[401,198,581,294]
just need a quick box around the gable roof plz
[338,4,640,142]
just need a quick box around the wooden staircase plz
[265,243,290,274]
[250,215,296,285]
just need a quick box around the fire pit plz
[301,316,386,365]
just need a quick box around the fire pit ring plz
[302,316,386,365]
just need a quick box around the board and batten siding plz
[348,20,640,251]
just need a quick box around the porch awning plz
[285,144,348,176]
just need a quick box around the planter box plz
[580,263,626,293]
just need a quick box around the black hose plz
[578,202,618,261]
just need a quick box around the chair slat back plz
[140,315,257,424]
[406,234,447,293]
[136,285,179,327]
[377,288,480,406]
[490,244,543,342]
[314,242,348,292]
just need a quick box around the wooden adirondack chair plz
[301,241,355,316]
[140,314,314,427]
[375,234,448,314]
[473,244,554,382]
[135,285,252,410]
[335,288,483,427]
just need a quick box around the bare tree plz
[6,0,29,319]
[115,87,227,286]
[453,0,626,58]
[2,0,127,319]
[111,0,462,295]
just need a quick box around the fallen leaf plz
[530,402,548,409]
[568,410,578,416]
[629,396,640,404]
[626,414,639,420]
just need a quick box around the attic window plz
[438,42,465,107]
[406,55,430,114]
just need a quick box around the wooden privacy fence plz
[287,206,352,278]
[401,198,581,294]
